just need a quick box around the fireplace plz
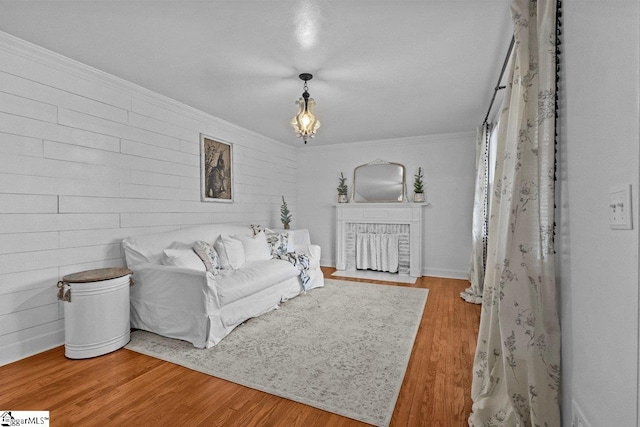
[335,203,426,278]
[346,223,410,274]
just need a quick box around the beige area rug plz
[125,279,428,427]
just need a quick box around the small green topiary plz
[280,196,292,228]
[414,167,424,194]
[337,172,348,195]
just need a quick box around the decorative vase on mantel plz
[414,192,425,203]
[338,194,348,203]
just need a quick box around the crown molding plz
[299,130,476,152]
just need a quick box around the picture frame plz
[200,134,233,202]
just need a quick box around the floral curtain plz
[462,123,492,304]
[468,0,560,426]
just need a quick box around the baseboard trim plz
[320,258,334,268]
[422,268,469,280]
[0,329,64,366]
[323,261,469,281]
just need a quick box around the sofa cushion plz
[214,234,246,269]
[234,232,272,261]
[215,259,299,306]
[161,247,206,271]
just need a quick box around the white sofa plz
[122,224,324,348]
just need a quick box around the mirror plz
[352,160,406,202]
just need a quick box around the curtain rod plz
[482,35,515,125]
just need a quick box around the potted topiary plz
[280,196,292,229]
[337,172,348,203]
[413,167,425,202]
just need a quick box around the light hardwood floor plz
[1,267,481,426]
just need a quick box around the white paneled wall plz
[0,32,297,365]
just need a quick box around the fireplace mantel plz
[335,203,427,277]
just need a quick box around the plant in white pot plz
[337,172,348,203]
[413,167,425,202]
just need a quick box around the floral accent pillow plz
[193,240,220,274]
[265,230,290,256]
[249,224,264,236]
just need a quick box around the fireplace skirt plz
[356,233,399,273]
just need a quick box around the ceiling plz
[0,1,513,146]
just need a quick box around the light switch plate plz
[609,184,633,230]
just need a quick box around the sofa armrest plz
[131,263,222,311]
[309,244,321,260]
[293,244,321,260]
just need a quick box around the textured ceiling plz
[0,1,513,146]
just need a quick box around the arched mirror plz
[352,160,406,202]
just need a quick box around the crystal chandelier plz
[290,73,320,144]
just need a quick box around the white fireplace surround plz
[335,203,427,278]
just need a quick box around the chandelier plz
[290,73,320,144]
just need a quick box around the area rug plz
[125,279,428,426]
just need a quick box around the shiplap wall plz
[0,32,297,365]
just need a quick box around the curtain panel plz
[469,0,560,426]
[463,123,492,304]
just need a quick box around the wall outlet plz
[609,184,633,229]
[572,400,592,427]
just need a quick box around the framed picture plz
[200,134,233,202]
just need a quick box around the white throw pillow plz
[161,248,206,271]
[234,232,273,261]
[214,234,246,269]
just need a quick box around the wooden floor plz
[1,267,481,426]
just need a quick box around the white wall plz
[0,32,298,365]
[296,133,476,279]
[559,2,640,426]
